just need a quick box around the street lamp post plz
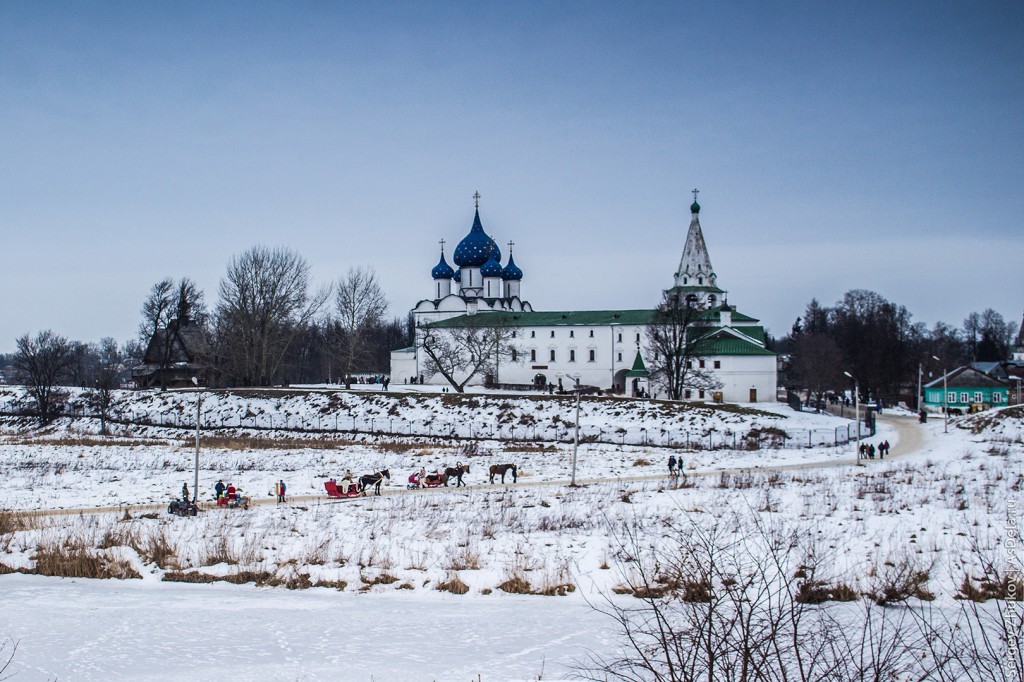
[843,371,862,464]
[192,377,201,506]
[560,373,581,487]
[932,355,947,433]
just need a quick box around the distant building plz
[390,192,777,403]
[133,319,211,388]
[923,365,1013,413]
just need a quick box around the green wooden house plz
[923,366,1010,413]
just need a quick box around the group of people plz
[859,440,891,459]
[666,455,684,477]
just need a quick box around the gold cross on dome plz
[473,191,481,209]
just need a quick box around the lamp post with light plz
[560,373,581,487]
[191,377,202,506]
[843,371,862,464]
[932,356,947,433]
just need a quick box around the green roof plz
[667,284,726,295]
[425,305,760,330]
[625,350,649,377]
[701,332,776,356]
[425,310,656,328]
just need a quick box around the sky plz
[1,1,1021,353]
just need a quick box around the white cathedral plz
[390,192,777,403]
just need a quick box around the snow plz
[0,573,610,681]
[1,388,1021,681]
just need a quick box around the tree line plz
[5,245,412,424]
[782,289,1019,407]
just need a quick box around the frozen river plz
[0,574,617,681]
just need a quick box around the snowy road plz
[0,573,615,682]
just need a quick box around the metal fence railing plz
[1,402,873,451]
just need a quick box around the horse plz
[358,469,391,496]
[488,463,518,484]
[443,463,470,487]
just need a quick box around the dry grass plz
[435,573,470,595]
[162,568,336,590]
[795,580,859,604]
[200,537,240,566]
[0,510,35,535]
[955,574,1024,602]
[497,571,533,595]
[187,435,353,451]
[361,571,399,586]
[10,437,164,448]
[869,557,935,605]
[444,545,481,571]
[28,538,141,580]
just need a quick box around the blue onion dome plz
[502,253,523,281]
[431,251,455,280]
[480,248,504,277]
[453,209,501,267]
[453,269,461,283]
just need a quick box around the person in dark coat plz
[215,480,225,499]
[668,455,677,477]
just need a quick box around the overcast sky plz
[1,1,1021,354]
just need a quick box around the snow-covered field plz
[1,387,1021,681]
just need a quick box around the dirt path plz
[22,413,930,519]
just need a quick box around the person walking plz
[276,479,286,503]
[667,455,677,477]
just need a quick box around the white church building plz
[390,192,777,403]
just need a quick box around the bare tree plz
[332,267,389,388]
[12,330,75,425]
[214,245,328,386]
[645,290,720,400]
[1,636,18,681]
[420,318,521,393]
[579,509,926,682]
[85,337,123,435]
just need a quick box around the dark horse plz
[443,463,469,487]
[359,469,391,496]
[488,463,518,484]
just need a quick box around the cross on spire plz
[507,239,515,253]
[439,238,446,253]
[692,188,699,203]
[473,191,481,209]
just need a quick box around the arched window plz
[530,349,537,362]
[588,349,595,362]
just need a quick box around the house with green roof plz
[390,191,777,403]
